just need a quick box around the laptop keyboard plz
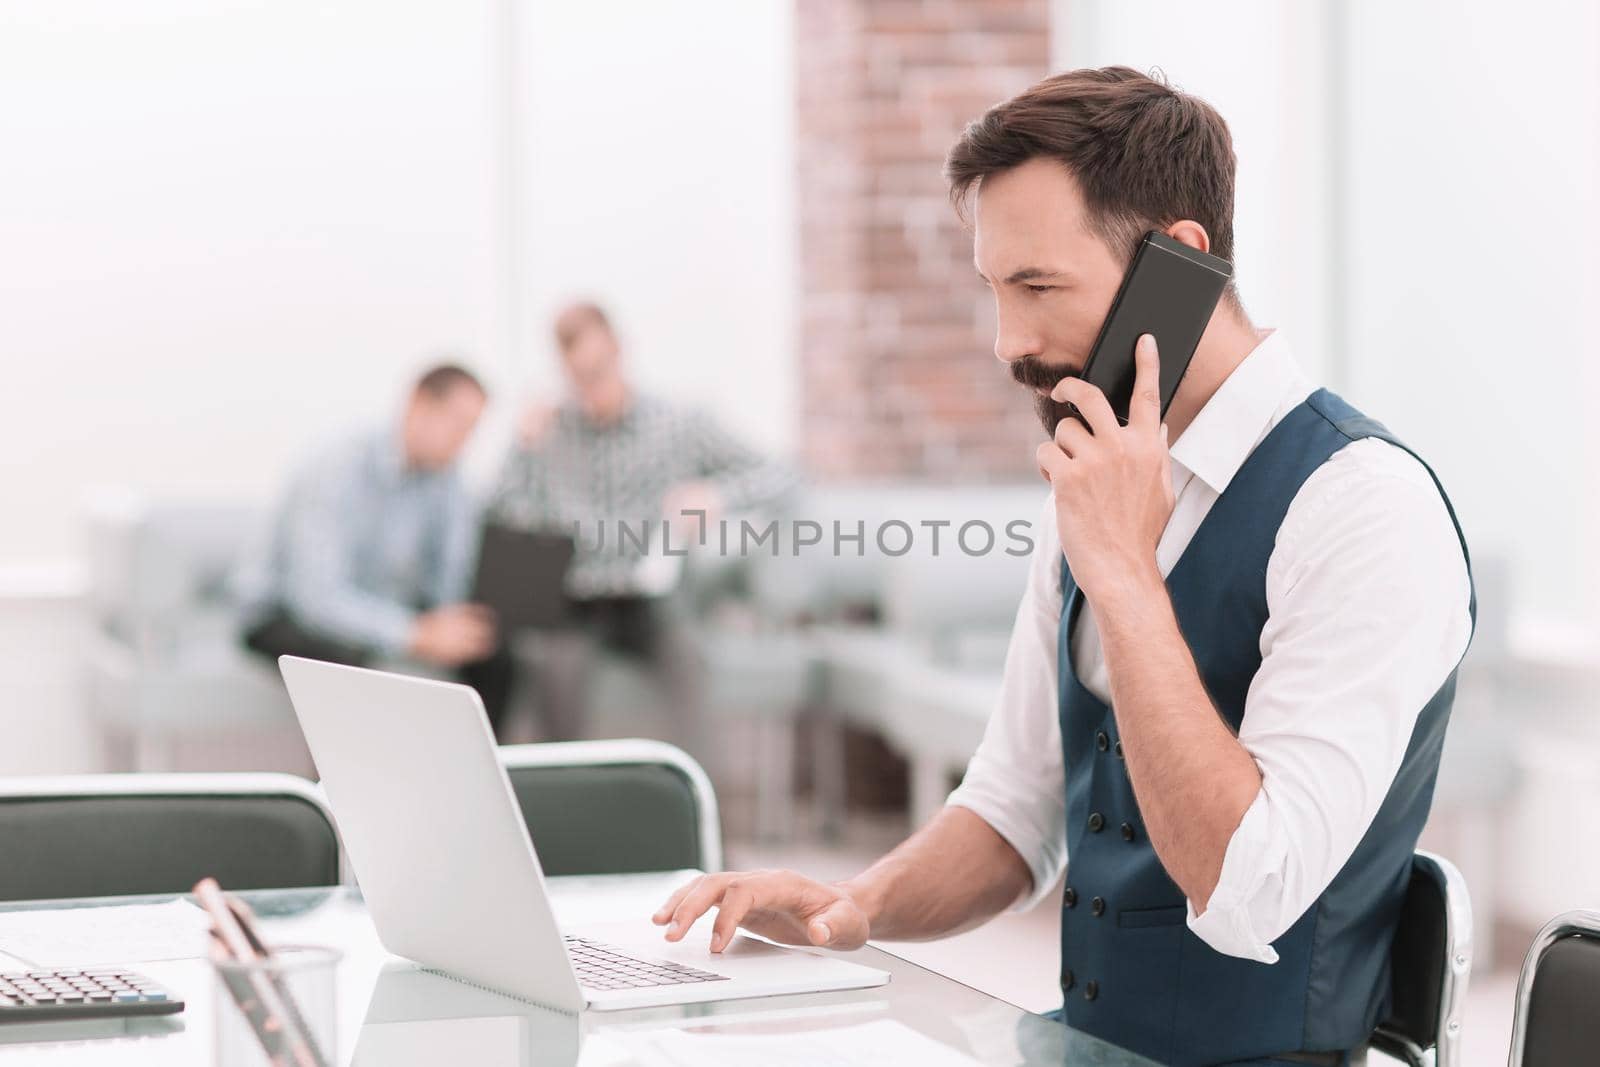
[564,936,730,990]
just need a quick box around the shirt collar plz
[572,390,642,433]
[1167,330,1313,495]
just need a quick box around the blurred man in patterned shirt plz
[492,301,794,745]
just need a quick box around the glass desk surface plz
[0,871,1154,1066]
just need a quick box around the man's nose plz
[994,319,1041,364]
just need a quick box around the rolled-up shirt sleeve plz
[1186,441,1474,961]
[946,495,1069,910]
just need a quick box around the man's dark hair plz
[946,66,1238,281]
[414,362,485,400]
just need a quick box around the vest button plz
[1091,896,1105,916]
[1095,731,1109,752]
[1084,980,1099,1001]
[1063,887,1077,908]
[1114,740,1124,759]
[1120,822,1136,842]
[1087,812,1105,833]
[1061,969,1075,992]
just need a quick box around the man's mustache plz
[1009,356,1088,434]
[1010,356,1081,392]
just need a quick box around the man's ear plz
[1164,219,1211,254]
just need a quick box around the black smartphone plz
[1077,230,1233,424]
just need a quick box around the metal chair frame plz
[1370,850,1473,1067]
[1506,908,1600,1066]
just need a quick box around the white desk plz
[0,872,1149,1065]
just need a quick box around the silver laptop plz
[277,656,889,1012]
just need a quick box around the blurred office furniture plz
[747,485,1037,834]
[1369,851,1472,1067]
[512,485,1037,841]
[82,494,299,771]
[78,484,1038,840]
[507,561,815,824]
[694,624,814,840]
[499,739,721,875]
[1507,909,1600,1067]
[0,773,340,901]
[566,486,1036,844]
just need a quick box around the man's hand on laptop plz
[653,871,870,954]
[409,604,497,666]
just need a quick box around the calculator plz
[0,968,183,1022]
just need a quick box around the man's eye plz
[1025,284,1054,294]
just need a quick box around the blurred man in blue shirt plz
[235,363,515,729]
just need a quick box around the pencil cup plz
[213,944,340,1067]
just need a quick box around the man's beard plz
[1010,355,1082,435]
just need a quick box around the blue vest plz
[1056,389,1475,1066]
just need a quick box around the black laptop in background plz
[470,522,577,631]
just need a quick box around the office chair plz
[0,773,341,901]
[1507,909,1600,1067]
[1369,851,1473,1067]
[499,739,722,876]
[82,496,300,772]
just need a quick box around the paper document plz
[0,899,211,968]
[611,1018,982,1067]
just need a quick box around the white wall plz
[0,0,797,574]
[1339,1,1600,930]
[515,1,797,457]
[0,0,504,569]
[1340,0,1600,637]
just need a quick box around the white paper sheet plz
[0,899,211,968]
[610,1018,982,1067]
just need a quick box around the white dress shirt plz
[946,332,1474,963]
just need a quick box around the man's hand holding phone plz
[1037,333,1175,610]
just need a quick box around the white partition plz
[0,0,506,568]
[0,0,797,574]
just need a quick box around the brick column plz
[795,0,1052,480]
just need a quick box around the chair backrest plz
[83,493,264,655]
[0,773,341,901]
[498,740,721,877]
[1370,850,1472,1067]
[1509,910,1600,1067]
